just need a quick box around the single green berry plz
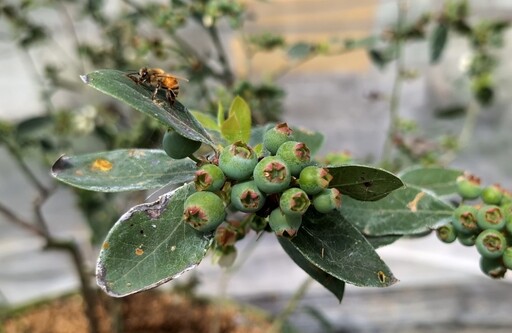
[475,229,507,259]
[268,208,302,238]
[312,188,342,213]
[162,130,201,159]
[451,205,480,234]
[218,141,258,180]
[505,213,512,234]
[481,185,503,205]
[479,256,507,279]
[456,174,482,200]
[230,180,266,213]
[253,156,291,194]
[457,232,477,247]
[502,247,512,270]
[263,122,294,154]
[298,166,333,195]
[436,223,457,243]
[476,205,505,230]
[501,190,512,205]
[194,164,226,192]
[214,222,241,248]
[276,141,311,176]
[280,188,310,216]
[183,191,226,232]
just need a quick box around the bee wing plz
[154,73,189,82]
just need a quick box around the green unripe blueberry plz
[479,256,507,279]
[476,205,505,230]
[218,141,258,180]
[505,213,512,235]
[280,188,310,216]
[456,174,482,200]
[481,185,503,205]
[457,232,477,247]
[268,208,302,238]
[230,180,266,213]
[253,156,291,194]
[183,191,226,232]
[194,164,226,192]
[475,229,507,259]
[436,223,457,243]
[502,247,512,270]
[298,166,333,195]
[263,122,294,155]
[452,205,480,234]
[214,222,238,248]
[312,188,342,213]
[162,130,202,159]
[276,141,311,176]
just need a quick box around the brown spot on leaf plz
[135,248,144,256]
[102,242,110,250]
[91,158,113,172]
[407,191,425,212]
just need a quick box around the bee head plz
[139,67,149,80]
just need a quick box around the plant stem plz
[269,276,314,332]
[207,25,235,87]
[458,99,480,150]
[381,0,408,166]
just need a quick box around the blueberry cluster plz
[436,173,512,278]
[178,123,341,263]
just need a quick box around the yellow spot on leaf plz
[128,149,145,157]
[135,248,144,256]
[91,158,113,172]
[407,191,425,212]
[102,242,109,250]
[377,271,387,284]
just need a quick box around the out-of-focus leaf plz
[340,186,454,236]
[292,126,324,157]
[430,23,449,63]
[191,111,220,132]
[398,166,463,196]
[280,211,398,289]
[96,183,212,297]
[327,165,404,201]
[51,149,196,192]
[344,36,380,50]
[288,42,315,60]
[81,69,214,147]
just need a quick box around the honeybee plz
[127,67,188,105]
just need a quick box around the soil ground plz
[2,291,272,333]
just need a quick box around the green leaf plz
[430,23,449,63]
[279,237,346,302]
[96,183,212,297]
[398,166,463,196]
[220,96,251,143]
[280,211,398,288]
[217,101,225,127]
[292,126,324,156]
[327,165,404,201]
[191,111,220,132]
[340,185,454,236]
[51,149,197,192]
[81,69,214,147]
[365,235,402,249]
[368,47,397,69]
[344,36,380,50]
[287,42,315,60]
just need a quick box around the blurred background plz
[2,0,512,332]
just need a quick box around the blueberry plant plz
[50,69,497,303]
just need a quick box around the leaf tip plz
[80,74,90,84]
[51,155,72,177]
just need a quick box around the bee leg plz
[126,73,140,84]
[151,85,160,101]
[166,89,177,106]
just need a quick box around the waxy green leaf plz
[81,69,214,147]
[327,165,404,201]
[279,237,345,302]
[430,23,449,63]
[51,149,196,192]
[280,211,398,289]
[398,166,463,196]
[96,183,212,297]
[340,185,454,236]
